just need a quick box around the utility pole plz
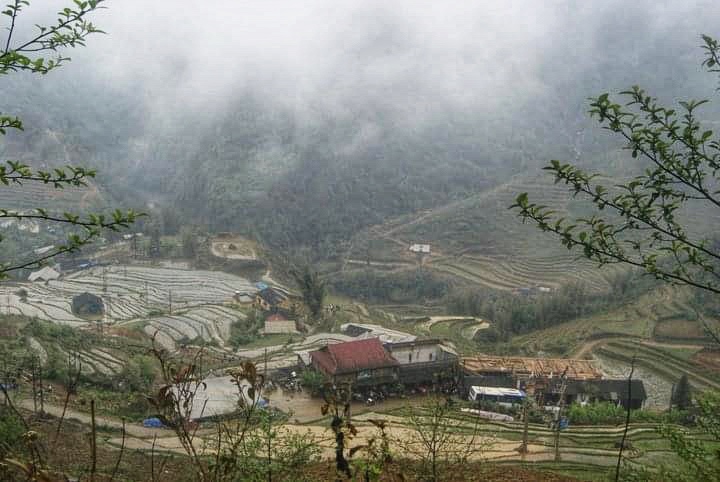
[1,359,8,406]
[38,361,44,414]
[554,368,569,462]
[669,383,676,411]
[264,348,268,384]
[519,378,535,456]
[519,399,530,455]
[30,357,38,413]
[104,296,111,332]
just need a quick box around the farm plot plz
[18,319,136,378]
[592,339,720,406]
[0,182,100,213]
[209,236,257,260]
[143,305,245,350]
[0,265,257,326]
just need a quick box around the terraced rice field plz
[511,285,696,357]
[344,174,630,294]
[23,329,136,378]
[0,181,102,212]
[0,265,259,350]
[593,340,720,393]
[1,265,256,321]
[346,168,719,296]
[142,305,245,350]
[431,254,623,292]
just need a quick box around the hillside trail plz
[378,174,528,239]
[17,398,177,438]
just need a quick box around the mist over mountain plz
[2,0,720,256]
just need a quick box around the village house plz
[341,322,417,344]
[33,245,55,256]
[544,379,647,410]
[254,286,292,313]
[409,243,431,254]
[309,338,400,387]
[28,266,61,283]
[308,337,460,389]
[262,313,298,334]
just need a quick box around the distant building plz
[341,323,417,344]
[263,313,298,334]
[409,244,431,254]
[28,266,60,282]
[254,287,291,312]
[548,379,647,410]
[33,245,55,256]
[71,292,105,317]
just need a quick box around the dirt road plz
[18,399,172,438]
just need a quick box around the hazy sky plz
[16,1,717,111]
[8,0,720,146]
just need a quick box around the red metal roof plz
[266,313,288,322]
[310,338,398,375]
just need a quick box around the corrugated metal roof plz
[310,338,399,375]
[462,356,602,380]
[257,287,287,306]
[28,266,60,282]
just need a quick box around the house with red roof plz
[263,313,298,334]
[309,338,400,386]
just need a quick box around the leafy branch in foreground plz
[512,34,720,295]
[0,208,142,277]
[0,0,139,276]
[1,0,105,77]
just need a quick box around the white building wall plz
[391,344,441,365]
[264,320,297,334]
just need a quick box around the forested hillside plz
[1,1,719,262]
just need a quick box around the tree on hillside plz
[291,265,326,320]
[672,374,692,410]
[512,35,720,300]
[180,226,198,259]
[0,0,139,278]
